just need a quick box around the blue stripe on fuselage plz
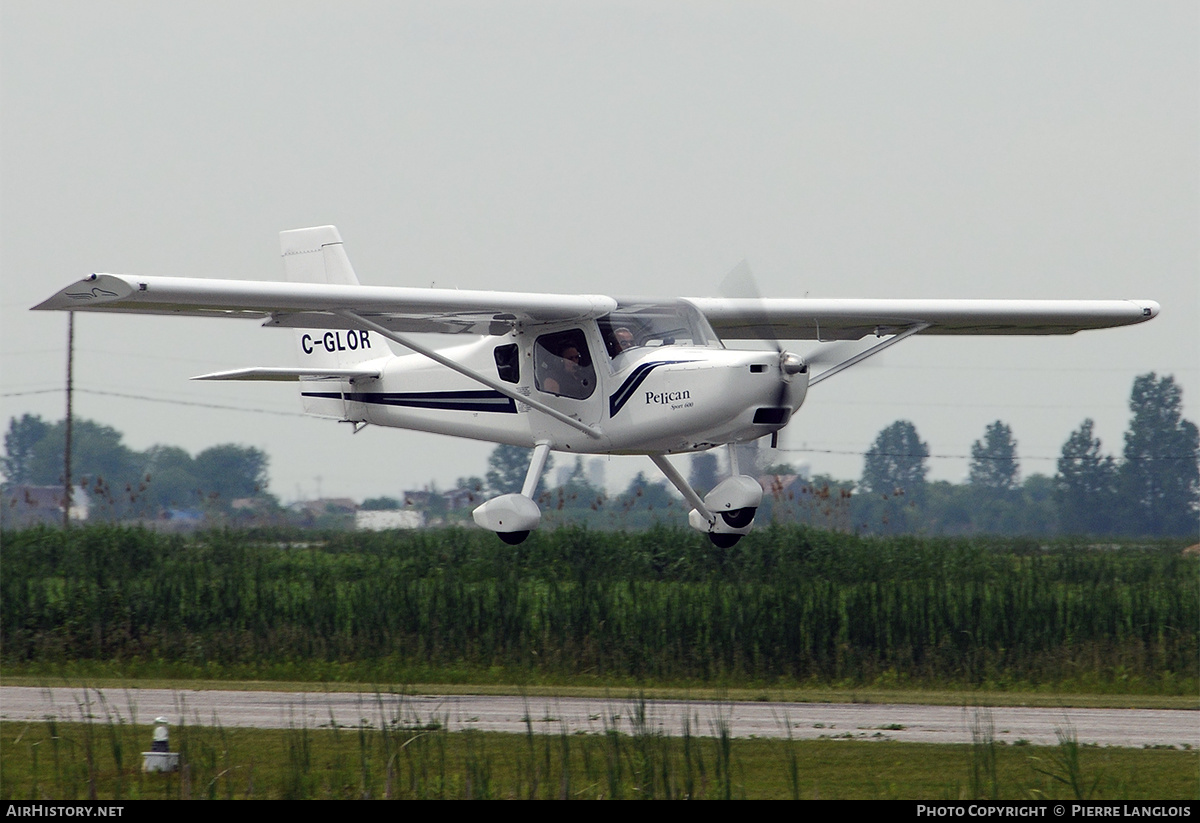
[302,390,517,414]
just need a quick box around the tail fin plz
[280,226,389,421]
[281,225,358,286]
[280,226,391,368]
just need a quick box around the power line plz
[0,387,308,418]
[1,389,62,397]
[778,447,1194,463]
[82,389,310,418]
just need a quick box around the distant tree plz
[1056,419,1118,535]
[618,471,677,512]
[193,444,269,501]
[444,477,487,513]
[760,461,797,476]
[1014,473,1057,535]
[1119,374,1199,536]
[27,419,138,489]
[544,456,605,512]
[361,496,401,510]
[921,480,974,535]
[3,414,282,517]
[455,475,486,494]
[139,445,199,512]
[800,473,855,532]
[861,420,930,501]
[964,421,1021,534]
[3,414,51,484]
[688,452,720,495]
[855,421,929,534]
[969,421,1019,491]
[486,444,552,496]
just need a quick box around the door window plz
[534,330,596,399]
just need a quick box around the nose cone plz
[780,351,806,376]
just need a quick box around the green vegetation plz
[2,709,1195,800]
[846,373,1200,537]
[3,525,1194,693]
[2,413,274,522]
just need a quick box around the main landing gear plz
[474,442,762,547]
[471,441,552,546]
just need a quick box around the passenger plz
[543,344,591,398]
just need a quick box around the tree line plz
[462,372,1198,538]
[2,414,271,519]
[4,372,1195,537]
[851,373,1198,537]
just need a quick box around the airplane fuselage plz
[299,328,807,455]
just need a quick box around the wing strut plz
[808,323,930,387]
[335,310,604,440]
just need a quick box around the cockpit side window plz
[493,343,520,383]
[534,329,596,400]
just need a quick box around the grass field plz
[2,713,1196,800]
[4,525,1195,694]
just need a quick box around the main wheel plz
[498,530,530,545]
[708,532,742,548]
[720,507,757,529]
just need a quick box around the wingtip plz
[32,274,135,311]
[1132,300,1160,320]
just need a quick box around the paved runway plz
[2,687,1195,749]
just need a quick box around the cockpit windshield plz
[596,300,723,359]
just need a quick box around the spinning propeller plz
[719,261,806,447]
[718,261,877,445]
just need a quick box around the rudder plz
[280,225,390,368]
[280,226,388,421]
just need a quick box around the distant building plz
[291,498,359,518]
[1,485,89,528]
[356,509,425,531]
[231,497,273,514]
[401,490,434,508]
[443,486,483,511]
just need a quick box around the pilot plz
[543,344,592,398]
[613,327,636,352]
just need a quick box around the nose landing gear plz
[649,453,763,548]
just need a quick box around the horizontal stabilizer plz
[192,367,381,382]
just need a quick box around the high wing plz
[35,273,1157,338]
[686,297,1159,340]
[33,273,618,335]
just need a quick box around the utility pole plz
[63,312,74,528]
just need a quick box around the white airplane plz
[35,226,1159,545]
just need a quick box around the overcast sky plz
[2,1,1196,504]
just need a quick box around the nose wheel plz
[720,507,757,529]
[708,532,742,548]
